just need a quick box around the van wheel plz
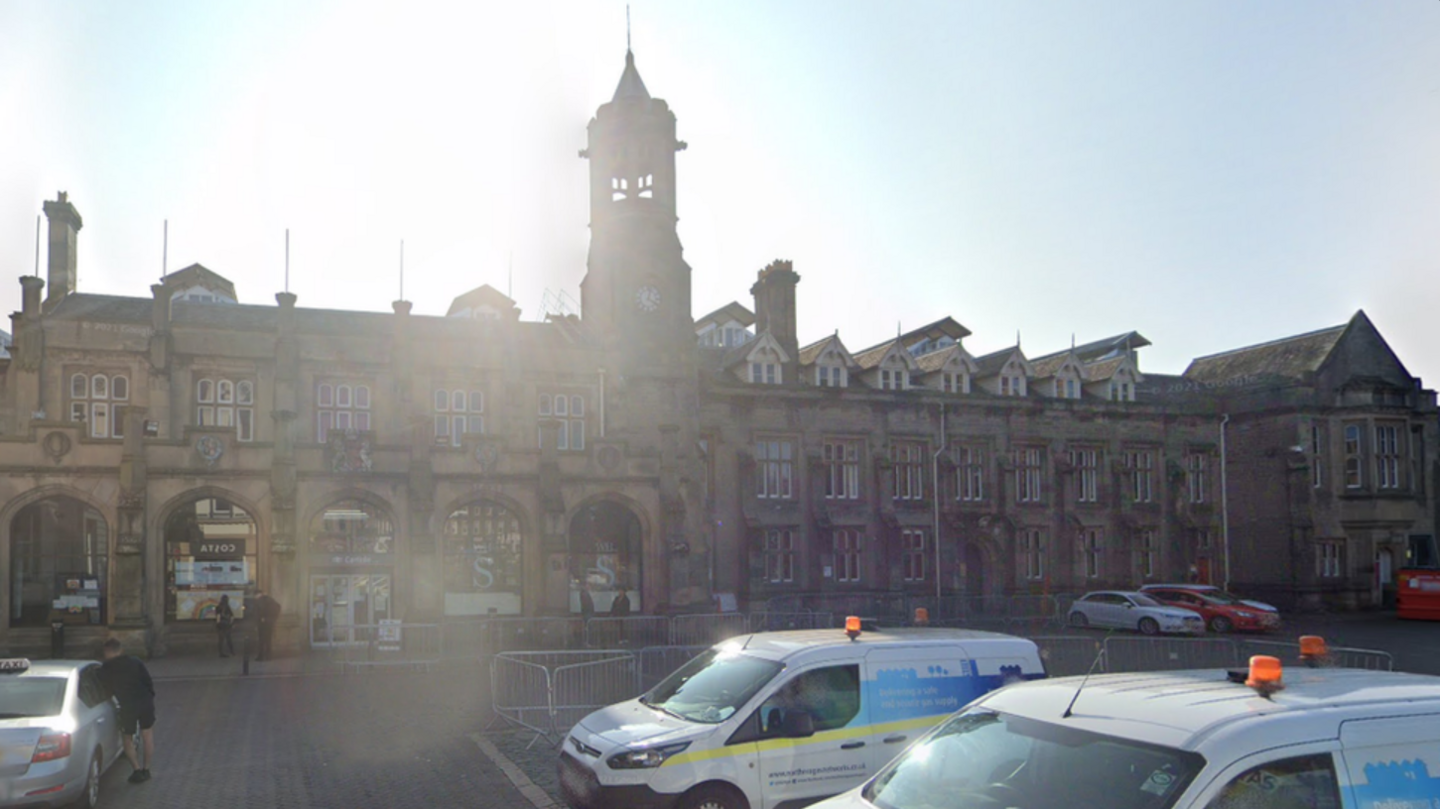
[1209,616,1233,634]
[679,783,749,809]
[1068,612,1088,628]
[1138,618,1160,636]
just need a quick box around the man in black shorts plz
[100,638,156,783]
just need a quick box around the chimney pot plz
[41,193,83,307]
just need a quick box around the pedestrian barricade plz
[330,623,443,673]
[584,615,671,648]
[1031,636,1105,678]
[1236,639,1394,671]
[671,613,750,646]
[489,650,639,746]
[1102,637,1240,674]
[637,645,708,691]
[747,612,835,632]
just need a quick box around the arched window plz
[443,501,523,615]
[112,375,129,401]
[310,500,393,555]
[164,497,258,622]
[9,497,108,627]
[197,379,214,403]
[90,374,108,400]
[71,374,86,399]
[567,501,642,614]
[217,380,234,404]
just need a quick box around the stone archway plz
[440,499,525,616]
[159,494,259,625]
[8,496,109,627]
[566,500,644,615]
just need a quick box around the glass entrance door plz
[310,573,392,646]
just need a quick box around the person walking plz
[215,594,235,657]
[99,638,156,784]
[609,588,631,617]
[254,590,281,661]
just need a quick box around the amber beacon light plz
[1246,655,1285,696]
[845,616,862,640]
[1298,635,1329,666]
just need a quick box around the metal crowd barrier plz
[1028,635,1398,677]
[328,623,443,673]
[1236,639,1394,671]
[637,645,709,691]
[1101,636,1242,674]
[488,650,639,747]
[1030,636,1107,677]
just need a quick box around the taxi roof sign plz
[0,658,32,674]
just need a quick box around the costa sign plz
[194,540,246,559]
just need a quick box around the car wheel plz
[679,783,749,809]
[71,751,101,809]
[1138,617,1160,636]
[1069,612,1089,628]
[1209,615,1233,634]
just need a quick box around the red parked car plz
[1140,584,1281,633]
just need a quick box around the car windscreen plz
[0,677,68,719]
[641,649,782,724]
[1130,594,1163,608]
[864,708,1205,809]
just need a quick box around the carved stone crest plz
[270,533,296,555]
[597,445,622,471]
[43,431,72,463]
[195,434,224,468]
[473,438,502,474]
[119,491,146,509]
[327,430,372,473]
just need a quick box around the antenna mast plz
[284,229,290,293]
[161,219,168,281]
[399,239,405,301]
[34,215,40,276]
[626,4,631,51]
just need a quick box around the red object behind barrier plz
[1397,569,1440,621]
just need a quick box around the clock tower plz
[579,48,692,354]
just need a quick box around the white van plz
[814,641,1440,809]
[558,625,1044,809]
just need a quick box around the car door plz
[745,663,869,809]
[76,665,118,767]
[1089,594,1124,628]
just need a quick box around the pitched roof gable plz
[162,263,237,299]
[853,338,918,371]
[447,284,520,318]
[798,334,854,367]
[1029,350,1086,381]
[721,330,791,369]
[1184,322,1347,385]
[975,346,1031,377]
[696,301,756,330]
[899,316,972,349]
[914,343,978,375]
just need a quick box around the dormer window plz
[611,177,628,201]
[750,361,780,385]
[816,365,846,388]
[1000,374,1025,397]
[638,174,654,199]
[942,372,969,394]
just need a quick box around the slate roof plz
[1029,352,1079,380]
[914,344,970,374]
[447,284,519,318]
[975,347,1022,377]
[612,50,650,102]
[1071,331,1150,363]
[899,316,972,348]
[1083,356,1130,381]
[47,294,152,322]
[852,338,909,370]
[798,334,843,366]
[1184,323,1347,385]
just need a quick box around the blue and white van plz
[558,625,1045,809]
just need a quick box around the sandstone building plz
[1,50,1434,655]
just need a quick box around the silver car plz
[0,659,121,808]
[1067,590,1205,635]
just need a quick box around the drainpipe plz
[1220,414,1231,592]
[598,368,606,438]
[932,403,947,600]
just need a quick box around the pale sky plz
[3,1,1438,382]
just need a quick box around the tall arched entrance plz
[308,498,394,646]
[442,500,524,616]
[567,501,642,614]
[9,497,108,627]
[163,496,258,623]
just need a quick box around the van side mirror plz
[782,710,815,738]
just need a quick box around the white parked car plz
[1067,591,1205,635]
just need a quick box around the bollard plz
[242,634,251,676]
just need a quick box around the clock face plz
[635,285,661,312]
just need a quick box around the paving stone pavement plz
[94,665,522,808]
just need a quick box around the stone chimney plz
[750,259,800,361]
[20,276,44,317]
[42,192,82,308]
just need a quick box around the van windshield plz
[641,649,782,724]
[864,708,1205,809]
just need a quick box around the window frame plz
[764,529,796,584]
[755,438,795,499]
[892,440,927,501]
[1021,528,1045,580]
[316,380,371,442]
[834,529,862,583]
[901,529,926,582]
[1069,448,1099,503]
[954,445,985,502]
[1343,424,1363,488]
[1012,447,1044,504]
[822,439,861,500]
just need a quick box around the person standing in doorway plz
[99,638,156,784]
[215,594,235,657]
[578,581,595,617]
[609,588,631,617]
[254,590,281,660]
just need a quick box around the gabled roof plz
[612,50,650,102]
[720,330,790,369]
[853,338,919,371]
[899,316,972,351]
[1070,331,1150,363]
[447,284,520,318]
[1029,350,1085,381]
[1184,323,1347,385]
[798,334,854,367]
[975,346,1030,377]
[161,263,237,300]
[914,343,978,375]
[696,301,755,330]
[1083,355,1139,382]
